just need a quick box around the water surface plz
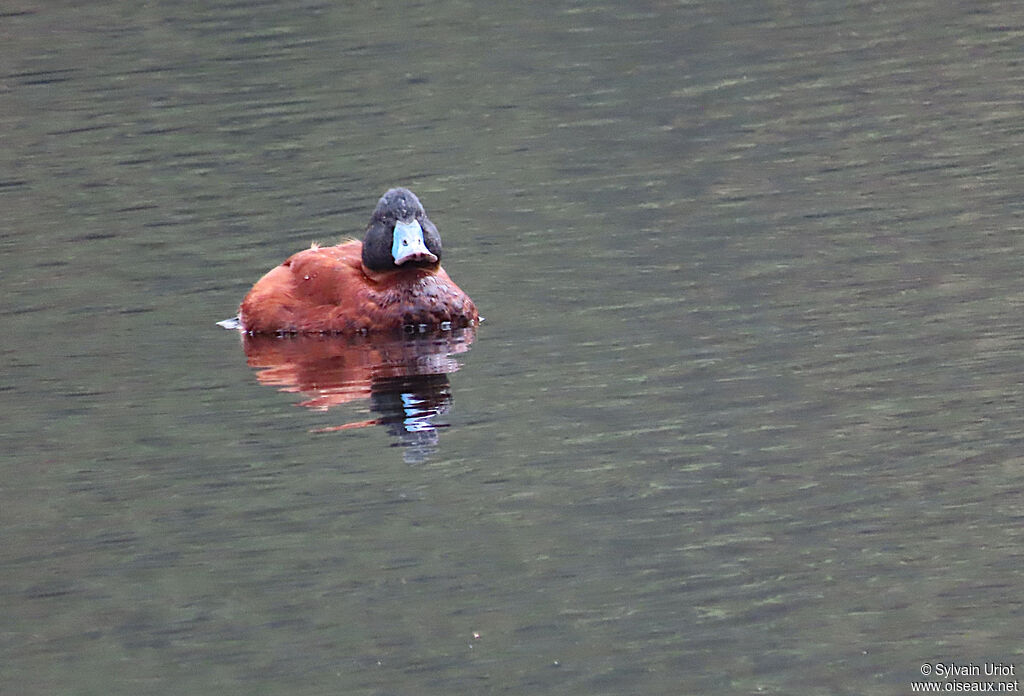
[3,2,1023,694]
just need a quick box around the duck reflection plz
[239,328,476,461]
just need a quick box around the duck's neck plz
[360,262,440,284]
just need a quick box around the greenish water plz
[3,2,1023,694]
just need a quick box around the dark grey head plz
[361,188,443,271]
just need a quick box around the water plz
[4,2,1023,694]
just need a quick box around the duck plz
[236,188,479,334]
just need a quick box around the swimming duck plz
[237,188,479,334]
